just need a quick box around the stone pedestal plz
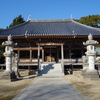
[82,70,99,80]
[1,71,17,82]
[82,34,99,80]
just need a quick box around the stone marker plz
[1,34,17,81]
[12,53,20,78]
[82,33,99,80]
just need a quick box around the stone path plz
[13,77,85,100]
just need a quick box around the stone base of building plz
[0,71,17,82]
[82,70,99,80]
[28,70,37,75]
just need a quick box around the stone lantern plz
[82,33,99,80]
[1,34,17,81]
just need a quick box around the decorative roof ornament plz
[25,30,28,35]
[27,15,31,21]
[72,31,76,38]
[8,34,12,41]
[72,31,75,34]
[88,33,92,40]
[70,14,73,20]
[83,33,99,45]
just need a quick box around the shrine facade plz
[0,19,100,69]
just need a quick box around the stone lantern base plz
[1,71,17,82]
[82,70,99,80]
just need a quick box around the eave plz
[0,34,100,40]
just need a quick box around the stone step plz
[38,63,63,77]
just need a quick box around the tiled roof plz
[0,28,5,33]
[0,19,100,36]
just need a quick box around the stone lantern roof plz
[83,34,99,45]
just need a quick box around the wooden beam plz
[36,42,64,46]
[14,47,43,50]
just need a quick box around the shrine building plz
[0,19,100,72]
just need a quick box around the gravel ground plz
[0,70,100,100]
[0,70,37,100]
[66,71,100,100]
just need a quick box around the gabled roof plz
[0,19,100,37]
[0,28,5,33]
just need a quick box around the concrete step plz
[38,63,63,77]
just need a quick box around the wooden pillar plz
[18,49,20,62]
[42,49,44,63]
[81,45,84,56]
[81,49,83,56]
[69,45,72,63]
[18,50,20,58]
[28,66,31,71]
[30,49,32,62]
[69,49,71,60]
[38,44,41,73]
[56,48,59,63]
[61,44,64,74]
[69,45,71,60]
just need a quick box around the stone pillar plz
[82,34,99,80]
[1,34,17,81]
[6,53,13,72]
[82,55,88,71]
[88,55,95,70]
[61,44,64,74]
[12,53,20,78]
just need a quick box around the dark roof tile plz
[0,19,100,36]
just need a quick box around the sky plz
[0,0,100,29]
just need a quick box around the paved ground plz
[13,77,85,100]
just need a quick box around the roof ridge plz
[72,20,100,32]
[30,19,72,22]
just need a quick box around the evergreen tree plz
[75,15,100,28]
[7,15,25,28]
